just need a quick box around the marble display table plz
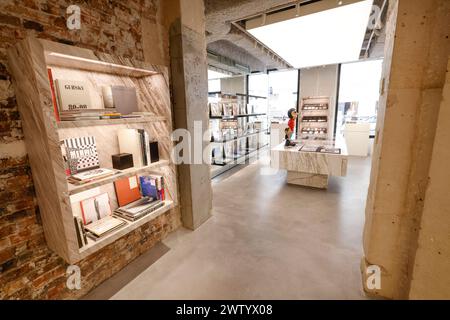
[271,139,348,189]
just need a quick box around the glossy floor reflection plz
[105,152,372,299]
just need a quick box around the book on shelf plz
[68,168,115,183]
[117,129,152,168]
[140,174,165,201]
[47,68,60,122]
[54,79,96,113]
[318,147,341,154]
[114,197,165,222]
[114,175,142,207]
[74,216,88,248]
[299,145,320,152]
[62,136,100,175]
[84,216,127,240]
[80,192,112,225]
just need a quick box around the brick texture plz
[0,0,181,299]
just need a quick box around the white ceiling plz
[248,0,374,69]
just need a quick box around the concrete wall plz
[299,65,339,136]
[362,0,450,299]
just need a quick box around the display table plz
[271,139,348,189]
[343,122,370,157]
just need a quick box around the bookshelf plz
[208,92,269,177]
[7,37,178,264]
[299,96,332,140]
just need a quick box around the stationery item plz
[112,153,134,170]
[110,86,139,115]
[117,129,144,168]
[54,79,94,113]
[63,136,100,175]
[80,193,112,225]
[114,175,141,207]
[149,141,159,163]
[84,216,126,238]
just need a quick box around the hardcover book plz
[114,175,142,207]
[63,136,100,175]
[54,79,94,113]
[80,193,112,225]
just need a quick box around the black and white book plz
[63,136,100,175]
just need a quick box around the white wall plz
[299,64,339,136]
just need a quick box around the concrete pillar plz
[165,0,212,229]
[362,0,450,299]
[408,58,450,299]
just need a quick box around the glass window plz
[336,59,383,136]
[267,69,298,122]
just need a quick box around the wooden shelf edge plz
[66,160,170,196]
[57,116,168,129]
[77,201,174,260]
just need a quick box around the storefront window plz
[336,59,383,136]
[267,69,298,122]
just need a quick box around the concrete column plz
[165,0,212,229]
[408,58,450,299]
[362,0,450,299]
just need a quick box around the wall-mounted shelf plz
[7,37,178,264]
[78,200,174,260]
[299,97,332,140]
[45,52,159,77]
[66,160,170,196]
[211,129,268,143]
[210,113,266,119]
[57,116,168,129]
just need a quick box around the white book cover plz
[144,131,151,165]
[80,193,112,225]
[117,129,143,167]
[55,79,95,113]
[69,187,101,219]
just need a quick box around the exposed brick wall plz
[0,0,181,299]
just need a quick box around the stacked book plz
[114,197,165,222]
[67,168,115,185]
[84,216,127,241]
[59,109,121,121]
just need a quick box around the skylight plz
[248,0,374,69]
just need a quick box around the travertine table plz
[271,139,348,189]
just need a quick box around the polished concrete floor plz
[87,152,372,300]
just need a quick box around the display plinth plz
[271,139,348,189]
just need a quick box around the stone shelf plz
[66,160,170,196]
[78,200,174,260]
[57,116,168,129]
